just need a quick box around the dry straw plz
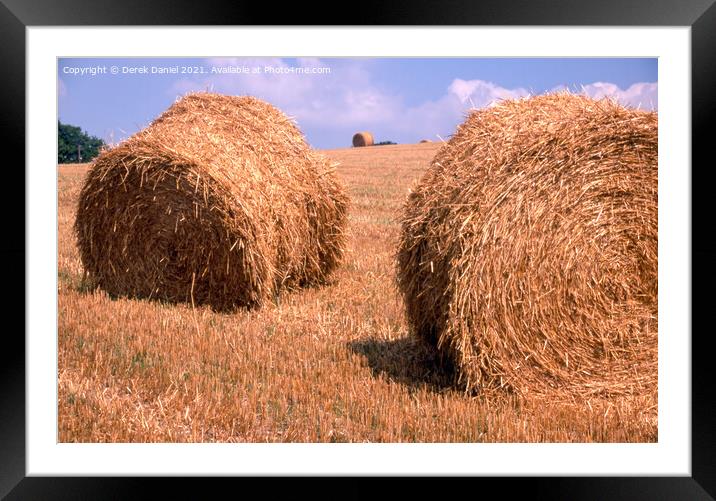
[75,92,349,311]
[352,131,374,147]
[397,93,658,400]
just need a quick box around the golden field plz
[58,143,657,442]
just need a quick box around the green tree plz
[58,121,105,163]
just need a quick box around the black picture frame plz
[3,0,714,498]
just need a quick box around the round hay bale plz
[352,132,374,147]
[75,92,349,311]
[419,139,432,143]
[396,93,658,399]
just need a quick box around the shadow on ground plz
[347,336,455,393]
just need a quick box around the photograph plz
[57,56,659,443]
[3,5,706,493]
[0,0,708,491]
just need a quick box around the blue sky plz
[58,57,657,150]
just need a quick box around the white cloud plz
[389,79,530,141]
[416,79,657,142]
[554,81,658,111]
[165,59,657,147]
[168,58,399,129]
[448,78,530,107]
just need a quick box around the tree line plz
[58,121,105,163]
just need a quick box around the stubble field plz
[58,143,657,442]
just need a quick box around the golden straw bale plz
[397,93,657,399]
[352,131,374,147]
[75,92,349,311]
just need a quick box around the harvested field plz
[58,140,657,443]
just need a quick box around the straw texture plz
[396,93,658,399]
[75,92,349,311]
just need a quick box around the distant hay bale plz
[75,92,349,311]
[352,132,374,147]
[419,139,432,143]
[396,93,658,399]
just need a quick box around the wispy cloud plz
[164,58,657,147]
[169,58,398,127]
[583,81,657,110]
[552,81,657,111]
[448,78,530,107]
[58,78,67,98]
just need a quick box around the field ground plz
[58,143,657,442]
